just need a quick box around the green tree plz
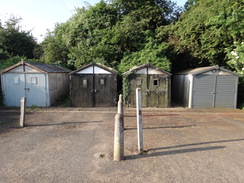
[162,0,244,72]
[227,42,244,78]
[42,1,119,69]
[0,16,38,59]
[41,0,180,70]
[41,27,69,66]
[67,1,120,68]
[226,42,244,107]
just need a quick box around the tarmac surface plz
[0,107,244,183]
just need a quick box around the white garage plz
[1,61,69,107]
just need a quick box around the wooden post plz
[20,97,26,127]
[114,113,124,161]
[136,88,143,153]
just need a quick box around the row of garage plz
[0,61,240,108]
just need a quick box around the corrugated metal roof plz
[123,63,171,75]
[1,61,70,73]
[27,62,70,73]
[176,65,240,76]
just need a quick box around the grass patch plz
[52,95,70,107]
[26,105,41,112]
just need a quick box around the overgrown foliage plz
[41,0,179,71]
[0,15,41,74]
[119,35,171,72]
[0,56,22,70]
[0,16,39,59]
[162,0,244,73]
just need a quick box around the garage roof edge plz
[69,62,118,75]
[175,65,240,77]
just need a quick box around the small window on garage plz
[154,79,159,86]
[82,79,88,87]
[14,76,20,84]
[100,78,105,85]
[31,77,37,84]
[136,78,142,86]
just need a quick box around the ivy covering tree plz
[119,35,171,72]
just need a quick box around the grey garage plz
[70,62,118,107]
[1,61,69,107]
[172,65,239,108]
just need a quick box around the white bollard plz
[117,94,124,128]
[136,88,143,153]
[117,94,123,113]
[20,97,26,127]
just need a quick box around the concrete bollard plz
[117,94,124,128]
[136,88,143,153]
[114,113,124,161]
[117,94,123,114]
[20,97,26,127]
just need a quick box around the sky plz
[0,0,187,43]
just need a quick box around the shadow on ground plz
[26,121,103,127]
[126,146,226,160]
[126,138,244,160]
[124,125,196,130]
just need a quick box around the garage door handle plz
[212,92,217,94]
[24,88,30,91]
[145,90,150,95]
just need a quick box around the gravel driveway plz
[0,107,243,183]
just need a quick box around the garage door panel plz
[215,76,236,108]
[192,75,215,108]
[216,76,236,91]
[2,73,25,107]
[25,74,47,107]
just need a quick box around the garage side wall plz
[48,73,69,105]
[172,75,190,107]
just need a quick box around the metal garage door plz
[2,73,48,107]
[192,74,237,108]
[192,75,215,108]
[215,75,237,108]
[2,73,26,107]
[25,73,48,107]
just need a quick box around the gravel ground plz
[0,107,243,183]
